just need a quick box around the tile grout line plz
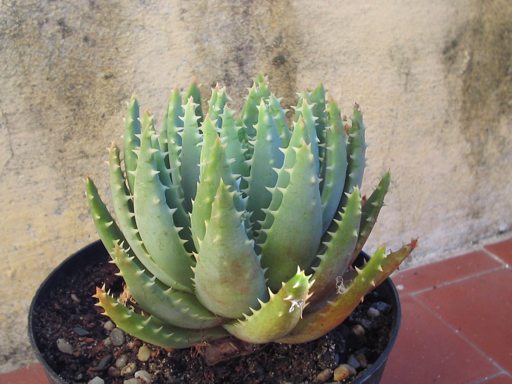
[409,294,510,377]
[469,371,512,384]
[481,248,510,267]
[392,245,505,282]
[392,236,512,278]
[401,265,507,296]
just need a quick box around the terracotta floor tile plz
[481,373,512,383]
[417,268,512,372]
[485,238,512,265]
[392,251,501,293]
[0,363,47,384]
[381,295,499,384]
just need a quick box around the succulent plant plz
[86,75,415,359]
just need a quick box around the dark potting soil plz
[32,254,393,384]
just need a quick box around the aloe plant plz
[87,75,415,361]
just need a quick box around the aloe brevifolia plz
[87,75,416,362]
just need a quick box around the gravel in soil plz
[32,255,393,383]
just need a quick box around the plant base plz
[29,241,401,384]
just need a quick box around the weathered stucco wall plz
[0,0,510,371]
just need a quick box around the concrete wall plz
[0,0,510,371]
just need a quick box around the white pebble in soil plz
[371,301,391,313]
[135,370,153,383]
[123,379,139,384]
[103,320,115,331]
[56,338,73,355]
[367,307,380,318]
[120,362,137,376]
[347,354,361,370]
[137,345,151,362]
[333,364,356,381]
[87,377,105,384]
[115,354,128,368]
[351,324,365,337]
[314,368,333,383]
[110,328,125,346]
[355,352,368,368]
[103,337,112,347]
[70,293,80,303]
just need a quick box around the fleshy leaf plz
[279,244,413,344]
[294,98,320,174]
[108,144,182,288]
[309,189,361,305]
[179,97,202,213]
[162,89,184,191]
[245,101,284,227]
[85,177,125,253]
[199,117,220,174]
[184,81,204,124]
[223,269,312,344]
[308,84,328,151]
[267,95,291,147]
[220,106,250,191]
[239,75,271,137]
[352,172,391,261]
[150,132,191,237]
[124,96,141,193]
[95,287,227,349]
[133,113,194,292]
[343,104,366,199]
[194,181,267,319]
[111,244,222,329]
[320,101,348,231]
[257,117,309,235]
[191,136,239,250]
[260,141,322,291]
[207,84,228,127]
[374,240,417,287]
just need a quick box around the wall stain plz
[389,45,416,92]
[0,108,14,177]
[443,0,512,170]
[443,0,512,221]
[0,0,129,190]
[179,0,301,110]
[56,17,72,39]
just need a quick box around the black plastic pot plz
[29,240,401,384]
